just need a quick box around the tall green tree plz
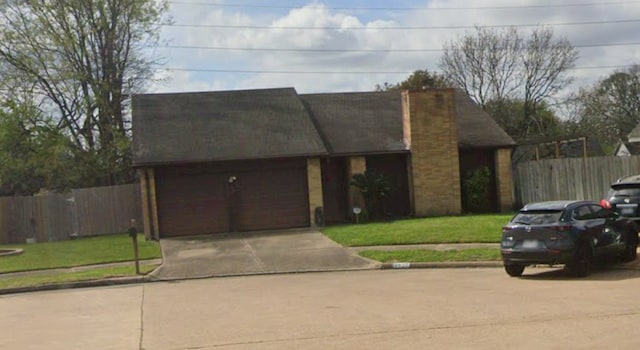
[0,100,78,195]
[0,0,169,188]
[565,65,640,148]
[376,69,451,91]
[484,98,562,142]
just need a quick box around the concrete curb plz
[0,275,149,296]
[0,261,504,295]
[381,261,503,269]
[4,260,640,295]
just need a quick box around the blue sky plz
[150,0,640,102]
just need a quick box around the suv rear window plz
[607,186,640,197]
[510,211,563,225]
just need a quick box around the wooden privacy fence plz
[0,184,143,244]
[514,155,640,206]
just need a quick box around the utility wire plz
[164,18,640,30]
[168,0,640,11]
[158,41,640,53]
[162,64,637,74]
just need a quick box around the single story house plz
[132,88,516,238]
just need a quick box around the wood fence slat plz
[1,184,143,244]
[514,155,640,207]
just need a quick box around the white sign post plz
[352,206,362,224]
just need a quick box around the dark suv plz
[501,200,638,277]
[604,175,640,221]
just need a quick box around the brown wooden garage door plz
[155,159,309,237]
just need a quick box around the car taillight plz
[600,199,612,209]
[502,226,513,233]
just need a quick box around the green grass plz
[0,264,158,290]
[321,214,513,246]
[0,234,161,273]
[359,248,501,263]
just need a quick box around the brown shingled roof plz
[132,88,328,166]
[300,91,407,155]
[131,88,515,166]
[454,90,516,149]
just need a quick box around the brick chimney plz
[402,89,462,216]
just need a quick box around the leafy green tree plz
[484,98,563,142]
[0,0,169,188]
[376,69,451,91]
[565,65,640,148]
[0,100,79,195]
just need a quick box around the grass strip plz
[0,234,161,273]
[359,248,501,263]
[322,214,513,246]
[0,264,158,290]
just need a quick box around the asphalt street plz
[3,267,640,349]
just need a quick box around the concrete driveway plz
[149,229,377,280]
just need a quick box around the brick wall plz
[307,158,324,226]
[495,148,515,212]
[404,90,462,216]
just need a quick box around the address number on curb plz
[392,262,411,269]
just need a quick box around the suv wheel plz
[567,242,592,277]
[621,230,638,262]
[504,264,525,277]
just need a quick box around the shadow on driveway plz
[150,229,378,280]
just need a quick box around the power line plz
[158,41,640,53]
[163,68,410,74]
[162,64,637,74]
[168,1,640,11]
[160,45,440,53]
[164,18,640,30]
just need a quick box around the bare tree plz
[440,26,578,140]
[521,28,578,134]
[0,0,169,186]
[440,26,521,106]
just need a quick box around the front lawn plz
[359,248,501,263]
[321,214,513,246]
[0,234,161,273]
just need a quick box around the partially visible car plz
[500,200,638,277]
[603,175,640,221]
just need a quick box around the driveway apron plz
[150,229,377,280]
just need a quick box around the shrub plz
[350,171,391,220]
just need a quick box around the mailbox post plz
[129,219,140,275]
[352,206,362,224]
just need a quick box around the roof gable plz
[454,90,516,148]
[300,91,407,155]
[628,124,640,142]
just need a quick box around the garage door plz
[155,159,309,237]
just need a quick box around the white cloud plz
[149,0,640,97]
